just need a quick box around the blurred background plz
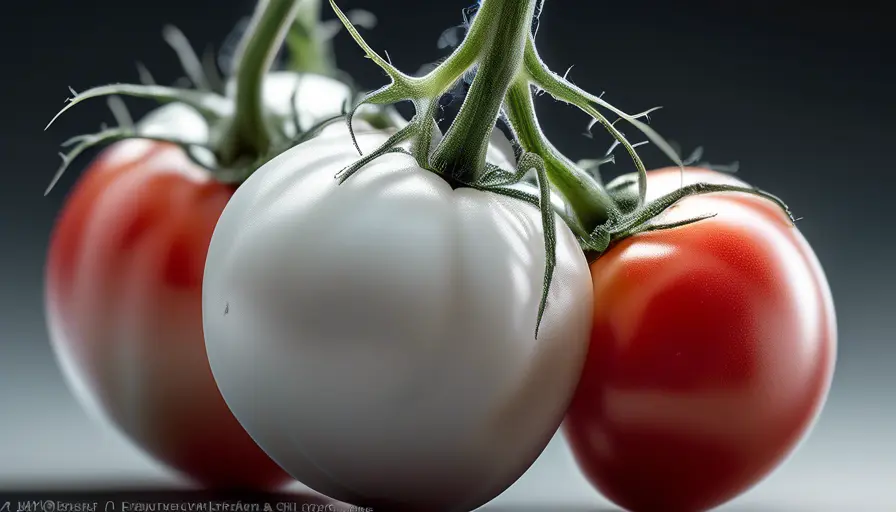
[1,0,893,509]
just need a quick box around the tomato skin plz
[45,140,291,489]
[201,124,594,511]
[564,167,837,512]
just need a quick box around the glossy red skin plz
[564,168,836,512]
[46,140,291,489]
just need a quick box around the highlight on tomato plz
[43,0,394,490]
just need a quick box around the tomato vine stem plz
[220,0,303,166]
[503,80,619,232]
[429,0,537,183]
[329,0,676,232]
[327,0,662,334]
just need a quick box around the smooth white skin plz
[202,124,594,511]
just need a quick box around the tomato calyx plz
[43,0,395,195]
[582,181,796,261]
[582,145,740,215]
[328,0,686,335]
[575,143,796,260]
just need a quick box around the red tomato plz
[45,140,291,489]
[564,167,836,511]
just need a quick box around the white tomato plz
[202,123,594,510]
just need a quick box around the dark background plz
[1,1,893,509]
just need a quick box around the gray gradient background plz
[1,1,893,510]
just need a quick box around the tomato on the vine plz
[43,0,372,489]
[45,138,291,488]
[201,118,594,512]
[564,167,837,512]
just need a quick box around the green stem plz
[221,0,302,165]
[429,0,539,182]
[504,79,618,231]
[287,0,335,76]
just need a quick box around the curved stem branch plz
[430,0,539,182]
[504,79,619,231]
[222,0,302,164]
